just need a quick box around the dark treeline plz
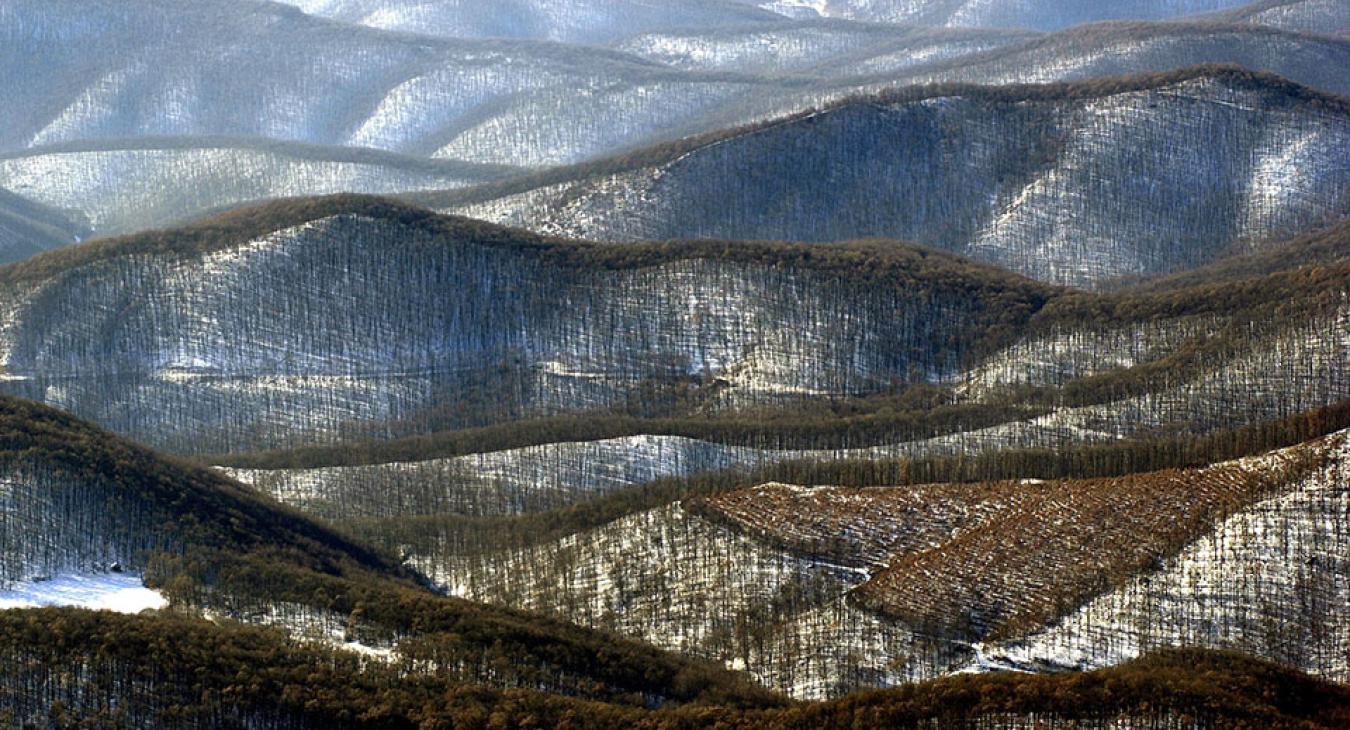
[209,395,1041,470]
[344,397,1350,559]
[0,611,1343,730]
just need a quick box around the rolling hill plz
[0,194,1342,459]
[415,425,1350,696]
[0,0,796,166]
[0,392,780,709]
[0,137,516,240]
[0,188,87,265]
[273,0,787,44]
[740,0,1257,29]
[3,0,1348,724]
[1198,0,1350,34]
[435,67,1350,288]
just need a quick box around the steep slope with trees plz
[0,393,778,708]
[432,426,1350,696]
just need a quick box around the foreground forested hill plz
[0,611,1344,729]
[0,393,782,709]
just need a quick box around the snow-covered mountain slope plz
[440,68,1350,288]
[437,430,1350,697]
[274,0,787,44]
[0,138,515,240]
[738,0,1255,29]
[808,22,1350,93]
[613,20,1035,76]
[222,292,1350,514]
[1198,0,1350,34]
[0,0,802,166]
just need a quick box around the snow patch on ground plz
[0,573,166,614]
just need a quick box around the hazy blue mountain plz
[273,0,787,44]
[1196,0,1350,34]
[0,0,795,166]
[0,136,517,240]
[740,0,1256,29]
[0,189,89,265]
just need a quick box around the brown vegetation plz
[0,610,1343,730]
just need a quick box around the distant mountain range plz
[4,0,1348,263]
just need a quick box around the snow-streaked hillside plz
[1199,0,1350,34]
[444,69,1350,288]
[437,430,1350,698]
[0,0,797,166]
[739,0,1255,29]
[436,503,946,699]
[0,138,515,239]
[223,295,1350,514]
[0,205,1054,452]
[2,197,1344,457]
[275,0,786,44]
[614,21,1035,76]
[987,433,1350,680]
[809,22,1350,93]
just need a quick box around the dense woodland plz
[0,395,778,708]
[61,194,1330,460]
[0,611,1343,730]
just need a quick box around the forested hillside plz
[7,0,1350,263]
[436,67,1350,287]
[0,195,1342,462]
[0,192,1339,456]
[1199,0,1350,33]
[1,618,1343,729]
[0,394,781,709]
[3,0,1348,725]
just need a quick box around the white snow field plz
[0,573,167,613]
